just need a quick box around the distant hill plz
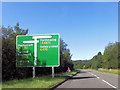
[72,60,90,65]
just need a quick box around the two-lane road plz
[56,70,118,89]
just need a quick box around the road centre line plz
[89,72,97,77]
[88,72,117,88]
[88,72,99,79]
[89,72,94,75]
[90,73,100,79]
[102,80,117,88]
[97,77,100,79]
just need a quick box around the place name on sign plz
[40,46,58,48]
[40,46,58,51]
[17,53,31,56]
[40,39,56,41]
[18,44,33,47]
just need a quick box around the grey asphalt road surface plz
[56,70,118,89]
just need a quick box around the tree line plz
[2,23,73,81]
[84,42,120,70]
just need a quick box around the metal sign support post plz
[33,38,38,78]
[52,66,54,78]
[33,66,35,78]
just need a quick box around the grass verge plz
[77,68,120,75]
[2,71,78,88]
[95,69,120,75]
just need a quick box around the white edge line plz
[102,80,117,88]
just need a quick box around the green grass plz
[95,69,120,75]
[2,71,78,88]
[77,68,120,75]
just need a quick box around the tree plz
[84,42,119,70]
[2,23,30,81]
[58,39,73,72]
[84,52,103,70]
[103,42,118,69]
[73,61,83,69]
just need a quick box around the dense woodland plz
[74,42,120,70]
[2,23,73,81]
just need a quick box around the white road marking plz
[97,77,100,79]
[102,80,117,88]
[88,71,117,88]
[93,74,97,77]
[89,72,94,75]
[89,72,99,78]
[88,72,99,79]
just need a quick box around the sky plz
[2,2,118,60]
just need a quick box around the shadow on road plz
[69,76,96,80]
[55,76,70,78]
[79,71,87,73]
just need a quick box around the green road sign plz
[16,34,60,67]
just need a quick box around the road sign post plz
[33,66,35,78]
[52,66,54,78]
[16,34,60,78]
